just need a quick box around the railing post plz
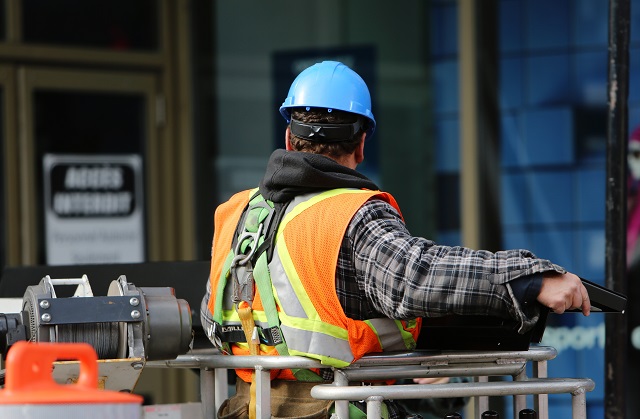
[214,368,228,413]
[255,366,271,419]
[572,388,588,419]
[366,396,384,419]
[200,367,216,419]
[474,375,489,414]
[533,360,549,419]
[333,369,350,419]
[513,369,528,415]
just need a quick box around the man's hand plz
[537,272,591,316]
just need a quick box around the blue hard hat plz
[279,61,376,138]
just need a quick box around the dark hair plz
[289,108,365,158]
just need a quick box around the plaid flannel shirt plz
[336,198,564,333]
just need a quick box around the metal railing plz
[146,345,595,419]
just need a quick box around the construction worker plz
[201,61,591,419]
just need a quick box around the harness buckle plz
[231,260,255,304]
[230,223,263,305]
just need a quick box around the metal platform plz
[146,345,595,419]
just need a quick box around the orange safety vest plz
[205,188,421,382]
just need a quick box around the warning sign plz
[49,163,136,217]
[43,154,145,265]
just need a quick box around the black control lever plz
[567,278,627,313]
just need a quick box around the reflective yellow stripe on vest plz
[366,319,418,352]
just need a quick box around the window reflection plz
[22,0,158,51]
[0,0,6,41]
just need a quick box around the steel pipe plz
[311,378,595,419]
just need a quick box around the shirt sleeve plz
[346,199,564,333]
[510,273,544,312]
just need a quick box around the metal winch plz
[0,274,193,362]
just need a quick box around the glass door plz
[17,67,164,265]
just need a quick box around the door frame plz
[0,0,199,405]
[0,0,196,266]
[0,66,19,266]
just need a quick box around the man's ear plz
[285,127,293,151]
[354,133,366,164]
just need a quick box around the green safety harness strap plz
[215,189,322,382]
